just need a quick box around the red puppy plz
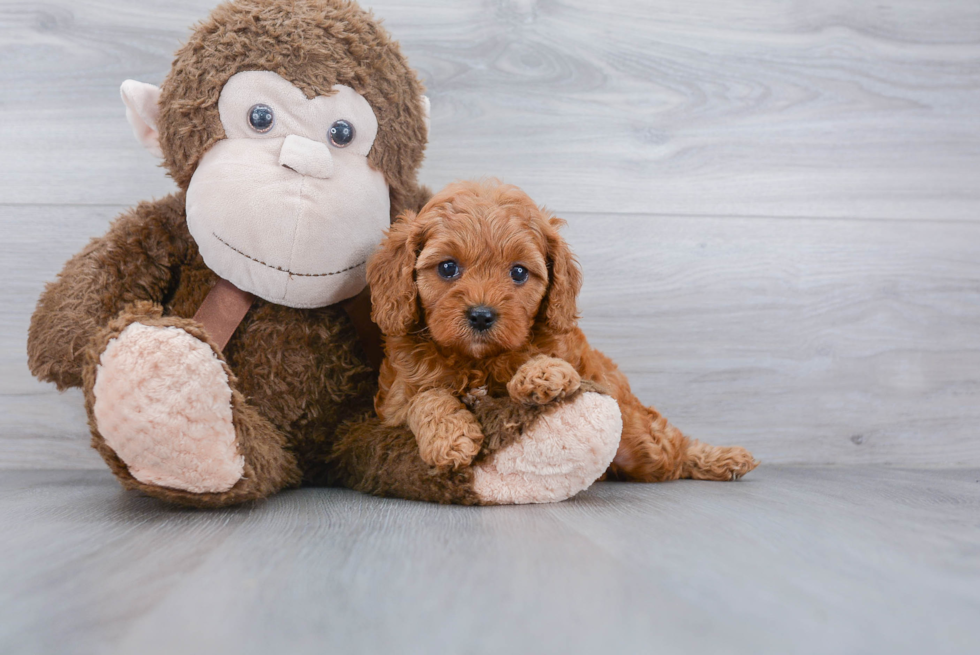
[367,180,757,482]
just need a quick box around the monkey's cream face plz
[185,71,390,308]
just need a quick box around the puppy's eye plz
[329,119,355,147]
[248,104,275,133]
[510,265,529,284]
[437,260,460,280]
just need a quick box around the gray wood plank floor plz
[2,467,978,654]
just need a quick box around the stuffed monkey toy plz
[26,0,622,508]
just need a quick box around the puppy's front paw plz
[416,411,484,469]
[508,355,581,406]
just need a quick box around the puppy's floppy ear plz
[539,215,583,333]
[367,211,424,336]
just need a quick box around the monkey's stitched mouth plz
[212,233,366,277]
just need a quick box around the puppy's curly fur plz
[368,180,758,481]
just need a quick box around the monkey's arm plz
[27,193,191,390]
[388,182,432,223]
[409,184,433,213]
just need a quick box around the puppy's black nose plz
[466,306,497,332]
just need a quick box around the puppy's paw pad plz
[508,356,582,405]
[93,323,244,493]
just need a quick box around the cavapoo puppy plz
[367,180,757,483]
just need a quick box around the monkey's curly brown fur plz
[368,180,759,483]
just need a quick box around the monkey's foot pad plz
[92,323,244,493]
[473,392,622,504]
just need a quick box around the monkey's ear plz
[120,80,163,158]
[421,96,431,135]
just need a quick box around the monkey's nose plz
[279,135,334,179]
[466,306,497,333]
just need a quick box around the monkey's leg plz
[329,383,622,505]
[608,396,758,482]
[327,415,483,505]
[83,303,301,508]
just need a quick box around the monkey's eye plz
[248,104,275,133]
[437,260,460,280]
[328,120,355,147]
[511,265,529,284]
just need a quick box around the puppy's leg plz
[508,354,582,405]
[681,440,758,481]
[408,388,485,469]
[609,396,757,482]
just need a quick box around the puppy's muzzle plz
[466,306,497,333]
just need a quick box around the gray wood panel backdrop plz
[1,0,978,469]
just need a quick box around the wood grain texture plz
[4,205,978,467]
[1,467,978,654]
[1,0,979,218]
[564,213,980,466]
[1,0,979,468]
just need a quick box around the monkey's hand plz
[27,199,186,391]
[407,389,485,469]
[508,354,582,406]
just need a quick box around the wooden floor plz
[1,467,978,654]
[1,0,979,653]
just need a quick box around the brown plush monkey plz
[26,0,622,508]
